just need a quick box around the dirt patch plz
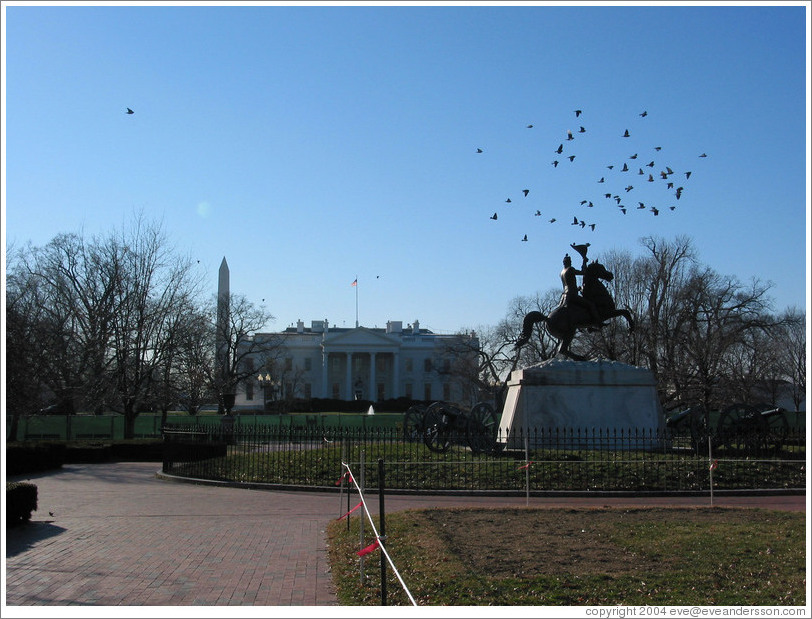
[419,507,738,579]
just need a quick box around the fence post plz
[359,449,365,583]
[378,457,387,606]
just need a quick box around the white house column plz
[369,352,376,397]
[392,351,400,398]
[345,352,353,399]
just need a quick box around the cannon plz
[403,401,503,455]
[666,402,790,454]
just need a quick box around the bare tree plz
[210,292,277,412]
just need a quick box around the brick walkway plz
[4,462,805,609]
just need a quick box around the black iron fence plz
[161,424,805,494]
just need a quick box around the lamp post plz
[257,373,279,413]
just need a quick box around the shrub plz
[6,443,66,476]
[6,482,38,527]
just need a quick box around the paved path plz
[4,462,806,609]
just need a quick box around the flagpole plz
[355,275,359,328]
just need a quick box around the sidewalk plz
[4,462,806,609]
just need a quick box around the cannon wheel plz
[423,402,453,453]
[717,403,769,452]
[466,402,504,454]
[402,405,425,442]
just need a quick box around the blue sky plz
[3,2,809,335]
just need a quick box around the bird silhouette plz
[476,148,483,153]
[625,185,634,192]
[579,220,586,228]
[535,210,542,216]
[640,111,648,117]
[638,168,644,175]
[638,202,646,209]
[579,126,586,133]
[685,171,692,179]
[646,161,655,167]
[575,109,582,117]
[567,130,574,141]
[623,129,630,137]
[648,174,655,182]
[49,511,54,517]
[604,193,612,198]
[598,177,605,183]
[568,155,576,162]
[556,144,564,154]
[666,166,674,175]
[675,187,683,199]
[607,165,614,169]
[699,153,708,157]
[521,234,528,242]
[660,171,668,179]
[581,200,588,205]
[589,224,596,231]
[621,163,629,172]
[126,108,134,114]
[620,208,627,214]
[629,153,638,159]
[490,212,498,220]
[505,198,512,203]
[526,124,534,128]
[523,189,530,197]
[549,218,556,223]
[651,207,659,216]
[654,146,662,151]
[552,160,559,167]
[571,216,579,225]
[669,206,676,211]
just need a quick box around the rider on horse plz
[561,248,601,325]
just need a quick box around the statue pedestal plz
[498,358,665,450]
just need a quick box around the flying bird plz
[556,144,564,154]
[675,187,683,199]
[535,210,542,216]
[575,109,582,117]
[522,234,528,242]
[620,208,627,214]
[651,207,659,216]
[589,223,596,231]
[646,161,655,167]
[579,221,586,228]
[625,185,634,192]
[523,189,530,197]
[685,171,692,179]
[623,129,630,137]
[552,160,559,167]
[621,163,629,172]
[526,124,534,128]
[476,148,483,153]
[567,130,574,141]
[607,165,614,169]
[126,108,134,114]
[490,212,498,220]
[669,206,677,211]
[629,153,638,159]
[638,202,646,209]
[666,166,674,175]
[549,218,556,223]
[648,174,655,182]
[640,111,648,117]
[571,216,579,225]
[505,198,512,203]
[579,126,586,133]
[699,153,708,157]
[654,146,662,151]
[598,177,605,183]
[568,155,576,162]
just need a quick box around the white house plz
[233,319,479,410]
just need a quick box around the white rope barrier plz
[340,461,418,606]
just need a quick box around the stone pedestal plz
[498,358,665,450]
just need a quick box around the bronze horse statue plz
[515,260,635,360]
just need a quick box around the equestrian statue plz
[515,243,635,361]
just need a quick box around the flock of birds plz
[478,108,708,243]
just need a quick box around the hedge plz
[6,482,38,527]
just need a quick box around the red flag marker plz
[518,461,534,471]
[356,539,380,557]
[337,501,363,521]
[335,471,354,486]
[709,459,718,471]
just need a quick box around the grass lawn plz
[327,506,805,606]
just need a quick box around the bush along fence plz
[161,424,805,494]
